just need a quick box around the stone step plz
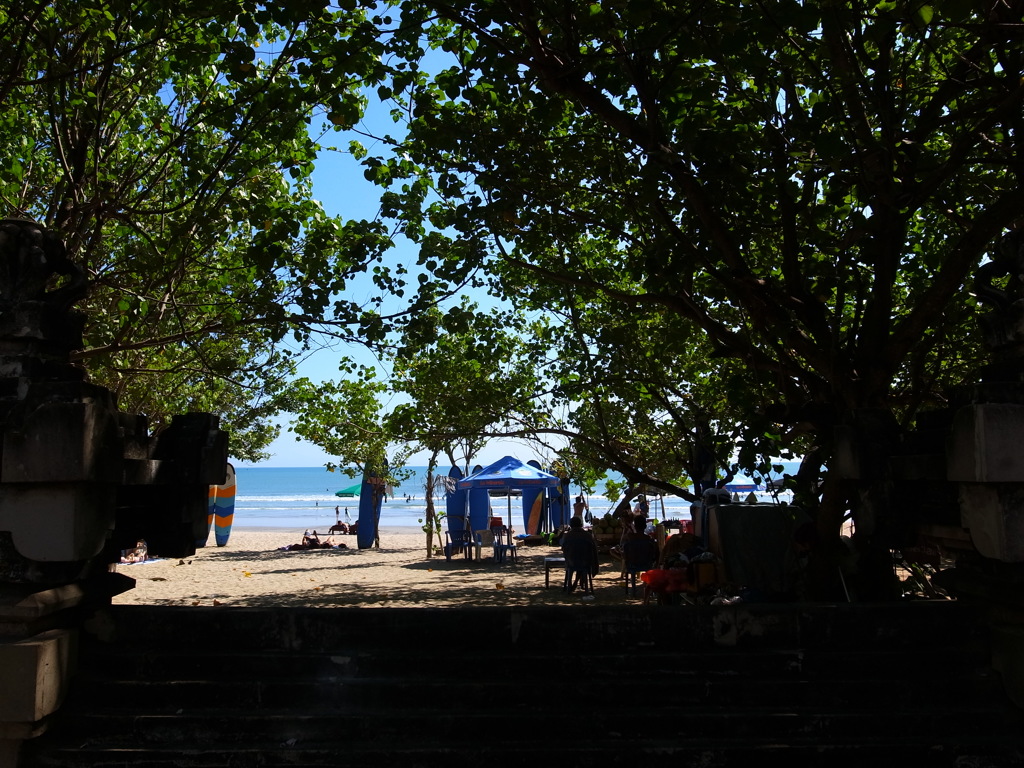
[37,706,1021,752]
[93,602,989,653]
[63,669,1007,713]
[25,738,1022,768]
[22,602,1024,768]
[71,644,991,684]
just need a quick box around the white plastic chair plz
[473,529,495,560]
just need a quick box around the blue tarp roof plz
[457,456,561,490]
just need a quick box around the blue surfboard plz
[445,466,467,534]
[467,464,489,533]
[357,463,386,549]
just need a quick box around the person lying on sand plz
[120,539,149,563]
[278,533,348,552]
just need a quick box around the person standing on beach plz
[573,494,588,520]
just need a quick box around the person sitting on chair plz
[622,517,659,591]
[561,516,599,592]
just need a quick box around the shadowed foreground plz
[23,601,1024,767]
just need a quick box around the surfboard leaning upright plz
[445,465,466,534]
[523,459,545,534]
[467,464,489,533]
[547,474,570,530]
[357,464,385,549]
[198,462,233,547]
[198,485,216,548]
[213,462,236,547]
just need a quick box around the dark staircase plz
[21,601,1024,767]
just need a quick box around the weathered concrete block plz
[0,629,76,723]
[0,582,86,638]
[0,484,115,561]
[948,404,1024,482]
[959,483,1024,562]
[1,391,121,484]
[889,454,946,481]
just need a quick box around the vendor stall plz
[457,456,562,534]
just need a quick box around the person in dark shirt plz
[622,517,659,591]
[561,516,599,592]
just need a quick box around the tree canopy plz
[352,0,1022,495]
[6,0,1023,558]
[0,0,405,459]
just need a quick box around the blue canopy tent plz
[457,456,561,533]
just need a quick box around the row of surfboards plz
[199,463,236,548]
[197,460,568,550]
[197,463,389,550]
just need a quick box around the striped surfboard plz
[213,463,236,547]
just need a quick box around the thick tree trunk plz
[806,473,855,601]
[803,407,902,601]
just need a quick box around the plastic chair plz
[444,529,473,561]
[473,529,495,560]
[564,563,593,594]
[491,526,517,563]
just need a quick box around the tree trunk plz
[424,450,440,558]
[803,407,902,601]
[806,473,855,601]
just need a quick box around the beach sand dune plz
[113,529,632,609]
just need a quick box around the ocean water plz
[230,464,797,531]
[232,466,443,531]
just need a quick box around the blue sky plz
[247,98,543,468]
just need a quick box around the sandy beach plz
[113,528,634,609]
